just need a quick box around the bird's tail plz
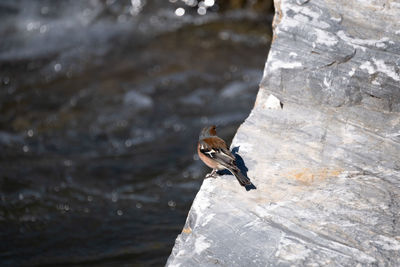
[228,167,251,186]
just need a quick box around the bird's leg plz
[205,169,218,178]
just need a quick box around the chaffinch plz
[197,125,251,186]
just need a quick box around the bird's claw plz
[205,171,218,178]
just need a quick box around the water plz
[0,0,272,265]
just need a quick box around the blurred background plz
[0,0,273,265]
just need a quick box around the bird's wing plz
[199,137,236,168]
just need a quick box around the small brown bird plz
[197,125,251,186]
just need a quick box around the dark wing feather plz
[199,137,251,186]
[199,137,237,169]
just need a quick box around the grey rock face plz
[167,0,400,266]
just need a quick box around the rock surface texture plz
[167,0,400,266]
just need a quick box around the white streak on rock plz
[291,5,320,20]
[288,4,330,29]
[265,51,303,73]
[201,213,215,227]
[280,17,300,31]
[376,42,386,48]
[360,59,400,81]
[314,28,338,46]
[372,80,380,85]
[194,235,210,255]
[280,1,330,30]
[293,14,311,24]
[390,2,400,8]
[373,235,400,251]
[360,61,375,74]
[270,60,303,71]
[337,31,389,50]
[275,234,312,262]
[323,77,331,87]
[192,179,213,226]
[372,58,400,81]
[385,131,400,138]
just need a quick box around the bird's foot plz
[205,170,218,178]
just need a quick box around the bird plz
[197,125,251,187]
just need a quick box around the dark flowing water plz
[0,0,272,265]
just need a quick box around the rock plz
[167,0,400,266]
[264,94,282,109]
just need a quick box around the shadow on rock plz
[218,146,257,191]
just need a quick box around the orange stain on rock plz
[182,227,192,234]
[286,168,342,185]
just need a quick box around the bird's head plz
[199,125,217,140]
